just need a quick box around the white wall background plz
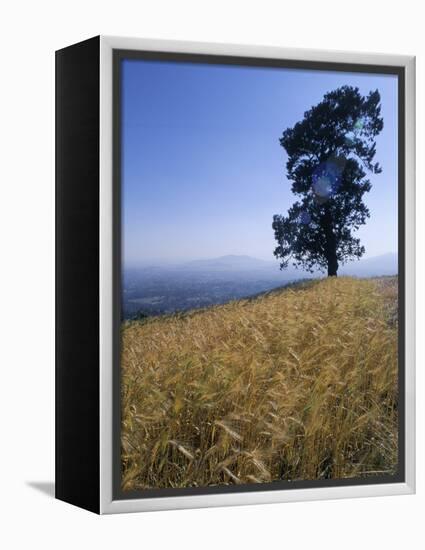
[0,1,423,548]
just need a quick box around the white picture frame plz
[56,35,415,514]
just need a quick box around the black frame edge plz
[55,36,101,514]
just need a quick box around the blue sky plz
[121,59,398,267]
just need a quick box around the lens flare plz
[345,118,365,145]
[354,117,364,131]
[313,176,333,198]
[299,211,311,225]
[311,158,344,204]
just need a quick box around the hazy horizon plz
[121,59,398,269]
[123,251,398,270]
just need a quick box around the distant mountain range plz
[174,252,398,278]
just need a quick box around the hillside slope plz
[121,276,398,490]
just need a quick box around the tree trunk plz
[323,205,338,277]
[327,254,338,277]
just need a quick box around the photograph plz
[118,56,400,492]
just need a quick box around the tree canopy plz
[272,85,383,276]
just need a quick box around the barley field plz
[121,276,398,491]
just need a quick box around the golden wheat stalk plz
[121,277,398,490]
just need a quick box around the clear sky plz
[121,58,398,267]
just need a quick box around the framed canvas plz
[55,35,415,514]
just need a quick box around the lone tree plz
[272,85,383,277]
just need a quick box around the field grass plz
[120,276,398,491]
